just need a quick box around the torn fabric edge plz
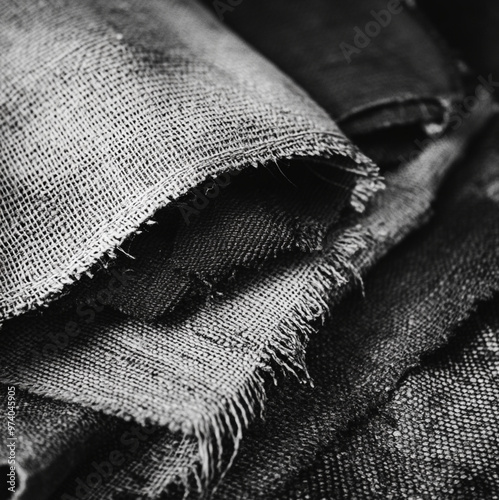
[0,0,381,323]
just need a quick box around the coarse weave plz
[59,162,357,320]
[5,104,490,500]
[0,0,378,323]
[209,114,499,499]
[285,298,499,500]
[58,0,470,321]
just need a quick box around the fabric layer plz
[0,0,378,322]
[5,104,490,500]
[286,299,499,500]
[0,387,118,500]
[210,113,499,499]
[221,0,463,136]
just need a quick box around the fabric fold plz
[1,2,494,499]
[209,113,499,499]
[220,0,463,137]
[0,0,379,323]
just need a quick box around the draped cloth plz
[1,1,498,499]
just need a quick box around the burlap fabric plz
[0,1,495,499]
[59,162,357,320]
[206,112,499,499]
[0,0,379,323]
[6,104,488,500]
[285,298,499,500]
[52,0,470,322]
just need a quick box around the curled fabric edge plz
[0,135,381,324]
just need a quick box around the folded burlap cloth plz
[58,0,466,320]
[0,0,381,325]
[0,0,492,499]
[214,114,499,499]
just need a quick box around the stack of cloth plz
[0,1,498,499]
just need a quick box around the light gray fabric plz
[0,0,379,323]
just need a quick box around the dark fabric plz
[1,112,480,499]
[210,114,499,499]
[419,0,499,85]
[62,162,356,320]
[26,102,492,500]
[286,298,499,500]
[1,2,497,499]
[219,0,463,136]
[0,387,119,500]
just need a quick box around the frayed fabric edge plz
[0,131,381,324]
[187,105,495,497]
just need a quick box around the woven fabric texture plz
[3,105,488,500]
[56,0,472,321]
[0,0,378,323]
[60,162,357,320]
[209,113,499,500]
[1,2,497,499]
[286,299,499,500]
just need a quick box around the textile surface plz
[1,1,497,499]
[61,162,357,320]
[6,104,488,500]
[0,387,118,500]
[286,299,499,500]
[0,0,378,322]
[52,0,472,321]
[209,113,499,499]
